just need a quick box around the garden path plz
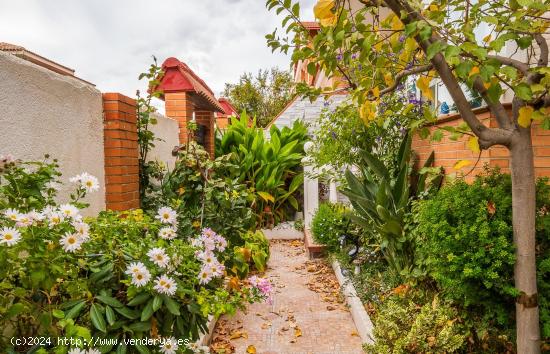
[210,240,364,354]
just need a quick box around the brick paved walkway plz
[210,240,364,354]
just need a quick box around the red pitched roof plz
[218,98,237,116]
[156,57,224,112]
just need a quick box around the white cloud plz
[0,0,316,99]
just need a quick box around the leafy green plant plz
[218,113,307,228]
[0,156,268,353]
[311,203,350,251]
[229,230,270,278]
[364,294,468,354]
[415,168,550,340]
[136,58,164,207]
[342,133,442,277]
[145,141,255,245]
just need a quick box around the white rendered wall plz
[0,52,105,215]
[147,112,179,170]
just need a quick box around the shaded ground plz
[211,240,364,354]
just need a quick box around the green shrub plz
[229,230,270,278]
[414,168,550,340]
[311,203,350,251]
[364,293,468,354]
[218,113,307,228]
[0,157,269,353]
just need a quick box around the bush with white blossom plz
[0,156,269,353]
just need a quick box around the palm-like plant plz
[342,133,442,277]
[219,113,307,227]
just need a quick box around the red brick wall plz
[164,92,216,157]
[412,104,550,181]
[103,93,140,210]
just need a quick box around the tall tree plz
[223,67,295,127]
[267,0,550,352]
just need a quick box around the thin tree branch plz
[379,64,433,96]
[383,0,513,149]
[472,76,514,130]
[534,33,549,67]
[487,55,530,75]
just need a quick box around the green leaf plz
[52,309,65,319]
[105,305,116,326]
[114,306,140,320]
[96,295,124,308]
[90,303,107,333]
[141,299,155,322]
[152,296,163,311]
[426,41,446,60]
[163,296,181,316]
[514,83,533,100]
[128,321,152,332]
[65,300,86,320]
[127,293,150,306]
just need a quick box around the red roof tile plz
[218,98,237,116]
[157,57,224,112]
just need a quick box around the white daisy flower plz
[0,227,21,246]
[48,211,64,226]
[125,261,147,275]
[60,233,82,252]
[87,349,101,354]
[70,172,100,193]
[131,269,151,287]
[67,349,85,354]
[15,213,33,227]
[198,268,213,285]
[154,275,177,296]
[158,226,177,240]
[80,173,100,193]
[147,247,170,268]
[28,210,45,223]
[159,337,179,354]
[72,222,90,242]
[59,203,80,219]
[156,206,177,225]
[4,208,20,222]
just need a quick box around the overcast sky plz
[0,0,316,98]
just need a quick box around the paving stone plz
[211,240,363,354]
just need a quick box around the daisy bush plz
[0,156,271,353]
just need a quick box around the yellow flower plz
[192,220,201,228]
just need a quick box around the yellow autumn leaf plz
[391,14,404,31]
[295,327,302,337]
[314,0,336,26]
[384,72,394,86]
[469,66,480,77]
[467,136,480,154]
[518,106,534,128]
[246,345,257,354]
[429,4,439,11]
[454,160,472,170]
[359,101,376,124]
[372,86,380,99]
[416,75,433,100]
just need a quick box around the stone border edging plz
[331,260,375,345]
[197,315,217,347]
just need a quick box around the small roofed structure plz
[216,97,237,129]
[155,57,224,157]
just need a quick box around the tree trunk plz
[510,124,540,353]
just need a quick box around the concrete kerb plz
[332,260,375,345]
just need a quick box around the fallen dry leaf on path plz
[294,327,302,337]
[246,344,257,353]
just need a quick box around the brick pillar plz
[165,92,194,146]
[195,110,215,157]
[103,93,140,210]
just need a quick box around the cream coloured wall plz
[147,112,179,170]
[0,52,106,215]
